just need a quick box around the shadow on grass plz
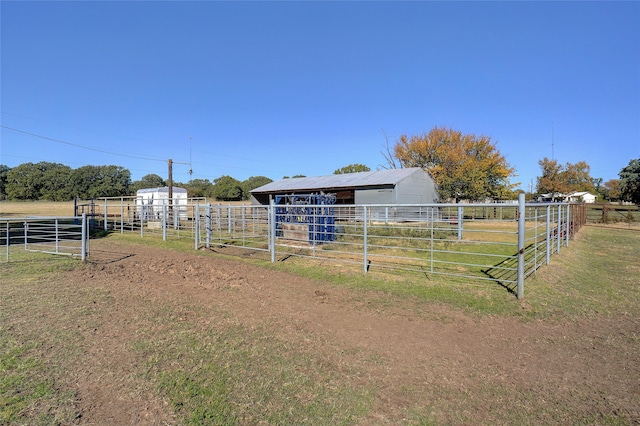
[482,242,541,296]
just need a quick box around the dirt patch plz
[31,240,640,423]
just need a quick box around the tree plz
[0,165,9,200]
[70,165,131,199]
[393,126,515,202]
[242,176,273,200]
[536,158,597,196]
[603,179,621,201]
[212,175,243,201]
[536,158,567,195]
[619,158,640,205]
[334,164,370,174]
[5,162,72,200]
[183,178,214,198]
[130,174,166,193]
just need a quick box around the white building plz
[136,187,188,220]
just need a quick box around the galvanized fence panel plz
[1,215,88,262]
[76,197,583,298]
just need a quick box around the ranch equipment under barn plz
[274,193,336,244]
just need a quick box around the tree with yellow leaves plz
[393,126,516,202]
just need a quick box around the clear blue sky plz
[1,1,639,191]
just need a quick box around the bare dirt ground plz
[50,240,640,424]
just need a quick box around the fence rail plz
[1,215,89,262]
[70,195,586,298]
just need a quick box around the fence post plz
[546,204,551,265]
[517,193,525,299]
[81,213,87,262]
[104,199,108,232]
[194,203,200,250]
[565,203,571,246]
[363,206,369,273]
[6,221,9,262]
[269,202,276,263]
[457,206,463,240]
[206,203,212,249]
[24,220,28,251]
[557,204,562,254]
[120,197,124,234]
[162,204,167,241]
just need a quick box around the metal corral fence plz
[0,214,89,262]
[77,195,586,299]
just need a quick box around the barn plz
[250,168,438,205]
[136,186,188,220]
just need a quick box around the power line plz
[1,125,167,163]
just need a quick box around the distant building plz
[250,168,438,205]
[566,191,597,203]
[537,191,597,203]
[136,186,188,220]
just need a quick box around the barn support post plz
[81,213,87,262]
[545,204,551,264]
[363,206,369,273]
[517,193,525,299]
[162,204,167,241]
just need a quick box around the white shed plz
[136,187,188,220]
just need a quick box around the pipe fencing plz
[75,195,585,298]
[1,214,89,262]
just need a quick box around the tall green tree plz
[242,176,273,200]
[619,158,640,205]
[130,173,166,193]
[184,178,214,198]
[70,165,131,199]
[393,126,515,202]
[0,165,9,200]
[5,162,72,200]
[334,164,370,174]
[212,175,243,201]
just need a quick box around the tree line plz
[1,126,638,204]
[0,162,274,202]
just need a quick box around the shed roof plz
[136,186,188,194]
[251,168,428,194]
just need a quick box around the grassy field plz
[0,201,76,217]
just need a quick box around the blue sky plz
[1,1,639,191]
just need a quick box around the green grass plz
[1,226,638,424]
[101,226,640,318]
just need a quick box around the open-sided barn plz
[250,168,438,205]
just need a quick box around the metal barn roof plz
[251,168,427,193]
